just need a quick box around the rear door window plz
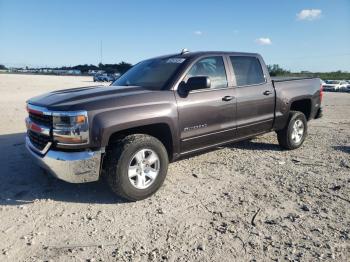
[229,56,265,86]
[187,56,228,89]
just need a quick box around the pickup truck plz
[25,50,323,201]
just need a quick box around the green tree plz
[98,62,132,74]
[116,61,132,74]
[267,64,290,76]
[267,64,350,80]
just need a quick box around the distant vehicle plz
[94,73,119,82]
[322,80,348,92]
[345,81,350,93]
[110,73,121,82]
[88,70,98,75]
[67,70,81,75]
[93,73,105,82]
[94,73,110,82]
[339,81,350,92]
[93,73,101,82]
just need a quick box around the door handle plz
[263,90,272,96]
[222,96,235,101]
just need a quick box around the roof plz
[149,51,260,61]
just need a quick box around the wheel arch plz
[289,98,312,120]
[105,123,175,161]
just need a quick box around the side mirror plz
[186,76,211,91]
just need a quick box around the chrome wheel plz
[128,148,160,189]
[291,119,304,144]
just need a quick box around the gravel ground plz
[0,74,349,261]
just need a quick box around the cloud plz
[296,9,322,21]
[256,37,272,45]
[194,30,203,36]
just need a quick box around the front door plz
[175,56,236,154]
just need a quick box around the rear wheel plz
[104,134,169,201]
[276,111,307,150]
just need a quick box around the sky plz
[0,0,349,72]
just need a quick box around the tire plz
[276,111,308,150]
[104,134,169,201]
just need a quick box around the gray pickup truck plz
[25,50,323,201]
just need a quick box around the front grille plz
[29,112,52,126]
[28,130,51,151]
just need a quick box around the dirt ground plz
[0,74,349,261]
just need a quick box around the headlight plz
[52,111,89,145]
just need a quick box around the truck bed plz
[271,77,322,130]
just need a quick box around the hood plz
[28,85,156,111]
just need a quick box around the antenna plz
[181,48,189,55]
[100,40,103,64]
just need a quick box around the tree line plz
[1,62,350,80]
[0,62,133,74]
[57,62,132,74]
[267,64,350,80]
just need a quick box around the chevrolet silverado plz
[25,50,323,201]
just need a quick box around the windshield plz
[326,80,340,84]
[112,57,186,90]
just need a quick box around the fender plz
[273,78,320,130]
[90,97,180,157]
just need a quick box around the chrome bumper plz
[25,136,103,183]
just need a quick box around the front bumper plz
[25,136,103,183]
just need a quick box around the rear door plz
[175,56,237,154]
[228,55,275,138]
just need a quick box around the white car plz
[322,80,348,92]
[345,80,350,92]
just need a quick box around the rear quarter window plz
[229,56,265,86]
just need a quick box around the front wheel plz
[276,111,308,150]
[104,134,169,201]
